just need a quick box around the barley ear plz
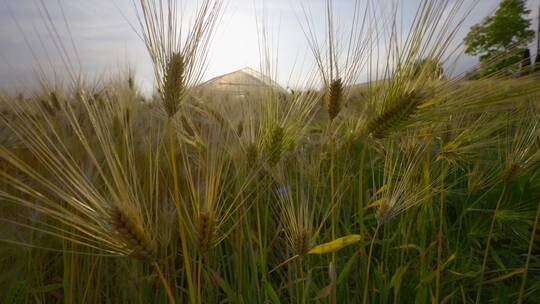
[163,52,185,117]
[50,91,61,111]
[109,206,156,262]
[197,211,216,254]
[367,91,422,138]
[265,125,285,167]
[128,77,135,91]
[295,232,310,255]
[503,162,521,182]
[375,201,392,226]
[326,78,343,121]
[246,142,259,167]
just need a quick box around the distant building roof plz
[200,68,285,95]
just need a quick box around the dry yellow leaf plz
[308,235,362,254]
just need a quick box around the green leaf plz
[337,249,360,285]
[490,247,506,271]
[264,281,281,304]
[5,280,26,304]
[32,283,63,294]
[210,270,240,304]
[389,265,409,290]
[484,268,524,284]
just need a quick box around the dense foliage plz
[464,0,535,76]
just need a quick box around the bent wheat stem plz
[154,262,176,304]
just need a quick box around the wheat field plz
[0,0,539,303]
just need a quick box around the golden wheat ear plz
[109,206,156,262]
[294,231,310,256]
[326,78,343,121]
[375,200,393,226]
[196,210,216,255]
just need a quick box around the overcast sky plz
[0,0,539,93]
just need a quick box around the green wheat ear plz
[246,142,259,166]
[265,125,285,167]
[367,91,423,139]
[163,52,185,117]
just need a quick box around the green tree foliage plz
[464,0,534,76]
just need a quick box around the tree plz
[463,0,534,76]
